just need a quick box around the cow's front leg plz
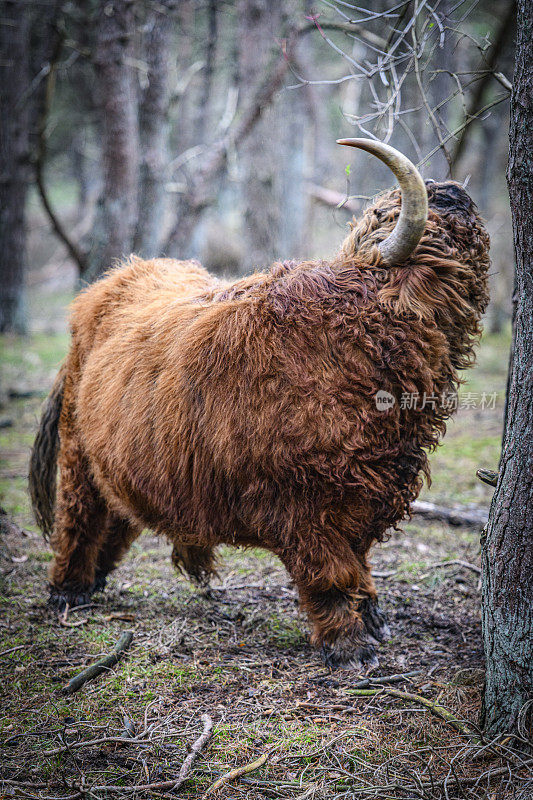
[303,585,382,670]
[285,549,390,670]
[359,595,391,646]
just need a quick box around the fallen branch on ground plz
[0,644,25,658]
[372,569,397,578]
[61,631,134,695]
[88,713,213,794]
[412,499,488,527]
[172,712,213,792]
[202,752,269,797]
[423,559,481,576]
[352,670,421,689]
[385,688,477,736]
[0,781,49,789]
[345,687,476,737]
[43,734,152,758]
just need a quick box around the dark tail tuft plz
[29,364,66,539]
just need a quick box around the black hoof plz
[360,597,391,643]
[48,584,94,612]
[91,570,108,594]
[321,637,379,672]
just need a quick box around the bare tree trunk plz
[194,0,217,145]
[277,10,319,260]
[481,0,533,740]
[238,0,284,269]
[163,40,290,259]
[0,0,30,333]
[87,0,139,280]
[71,130,93,220]
[134,0,175,257]
[178,0,218,262]
[172,0,195,157]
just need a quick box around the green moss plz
[249,612,305,648]
[210,718,327,763]
[32,551,53,563]
[397,561,427,576]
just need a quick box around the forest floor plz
[1,296,531,800]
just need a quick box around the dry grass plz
[1,315,531,799]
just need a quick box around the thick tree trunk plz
[134,0,175,257]
[87,0,139,280]
[481,0,533,740]
[0,1,29,333]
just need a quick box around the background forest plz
[2,2,530,800]
[0,0,516,335]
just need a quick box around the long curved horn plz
[336,138,428,265]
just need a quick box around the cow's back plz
[69,257,219,363]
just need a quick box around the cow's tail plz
[29,363,66,540]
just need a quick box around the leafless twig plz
[87,712,213,794]
[203,751,269,797]
[172,712,213,792]
[60,630,134,695]
[422,559,481,576]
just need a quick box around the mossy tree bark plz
[481,0,533,740]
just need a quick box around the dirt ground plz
[1,297,531,799]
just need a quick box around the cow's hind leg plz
[171,541,217,586]
[49,440,107,610]
[282,545,389,671]
[93,514,143,594]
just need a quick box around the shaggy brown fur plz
[30,181,489,668]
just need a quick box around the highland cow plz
[30,140,490,669]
